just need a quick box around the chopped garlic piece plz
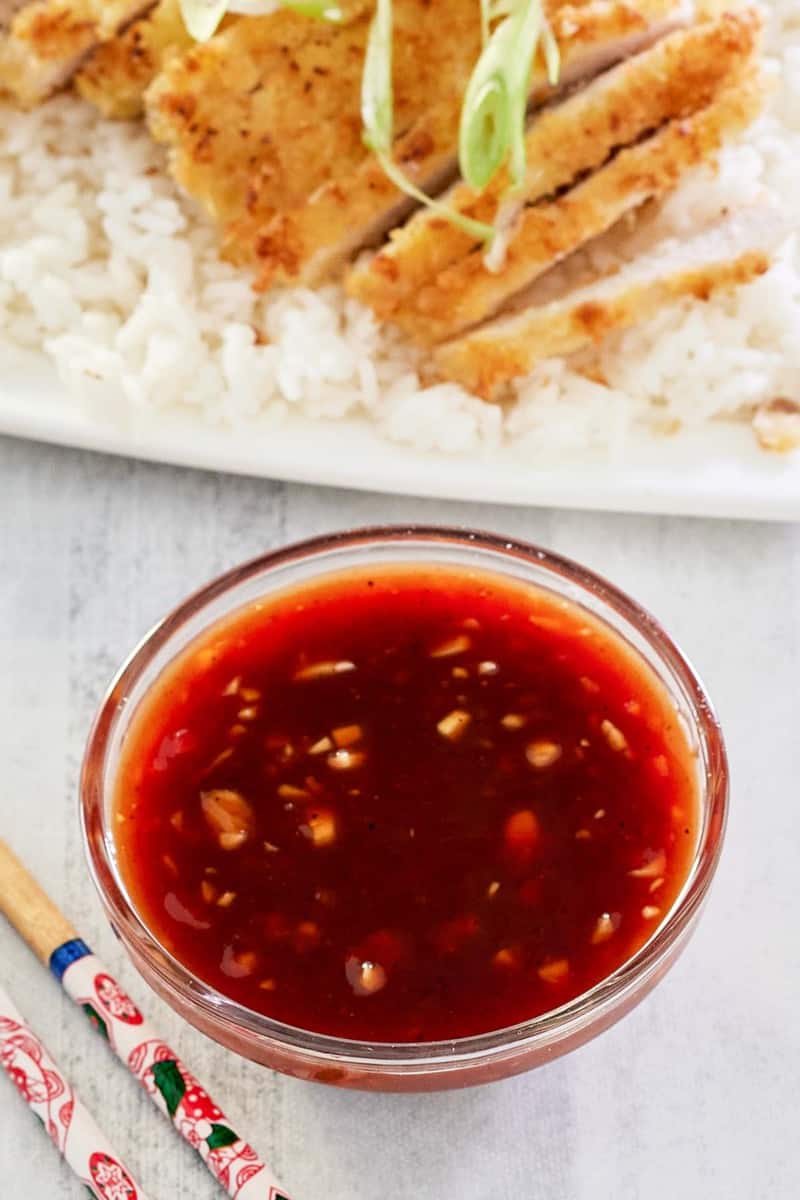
[219,831,248,851]
[278,783,310,799]
[601,719,628,752]
[300,808,337,847]
[430,634,471,658]
[294,660,356,681]
[201,789,254,849]
[437,709,471,740]
[628,850,667,879]
[345,957,387,996]
[493,946,522,969]
[525,740,562,768]
[538,958,569,984]
[327,749,366,771]
[590,912,620,945]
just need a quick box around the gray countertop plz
[1,434,798,1200]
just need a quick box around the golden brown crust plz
[375,66,766,346]
[145,4,373,230]
[432,201,789,398]
[246,0,692,287]
[75,0,193,119]
[435,249,770,398]
[229,0,485,261]
[0,0,152,104]
[347,8,761,319]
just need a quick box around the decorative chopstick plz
[0,839,291,1200]
[0,981,152,1200]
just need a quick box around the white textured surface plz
[1,434,798,1200]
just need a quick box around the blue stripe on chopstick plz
[49,938,92,981]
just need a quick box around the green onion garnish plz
[282,0,343,17]
[459,0,556,194]
[178,0,229,42]
[541,13,561,86]
[178,0,341,44]
[479,0,491,46]
[360,0,394,158]
[361,0,495,242]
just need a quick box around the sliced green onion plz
[282,0,343,16]
[373,152,495,242]
[362,0,494,242]
[361,0,394,155]
[506,1,543,188]
[459,75,509,192]
[178,0,229,41]
[479,0,491,45]
[458,15,515,192]
[180,0,341,42]
[460,0,561,196]
[541,14,561,86]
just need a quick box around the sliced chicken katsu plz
[0,0,154,105]
[362,62,765,347]
[146,0,478,241]
[75,0,192,118]
[434,205,788,398]
[246,0,695,287]
[347,7,759,319]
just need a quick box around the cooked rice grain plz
[0,0,798,458]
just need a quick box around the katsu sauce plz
[114,564,697,1042]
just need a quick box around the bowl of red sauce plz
[81,526,727,1091]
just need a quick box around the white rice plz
[0,0,798,460]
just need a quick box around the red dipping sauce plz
[114,564,697,1043]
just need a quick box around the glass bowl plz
[81,526,728,1092]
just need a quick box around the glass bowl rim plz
[80,524,728,1068]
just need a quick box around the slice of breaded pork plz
[434,204,789,397]
[145,0,478,238]
[247,0,696,287]
[0,0,155,104]
[357,59,765,346]
[346,8,759,321]
[74,0,193,118]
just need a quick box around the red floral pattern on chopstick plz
[62,953,290,1200]
[0,984,149,1200]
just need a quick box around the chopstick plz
[0,838,292,1200]
[0,981,152,1200]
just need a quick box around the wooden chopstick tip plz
[0,838,80,967]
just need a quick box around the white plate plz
[2,358,799,519]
